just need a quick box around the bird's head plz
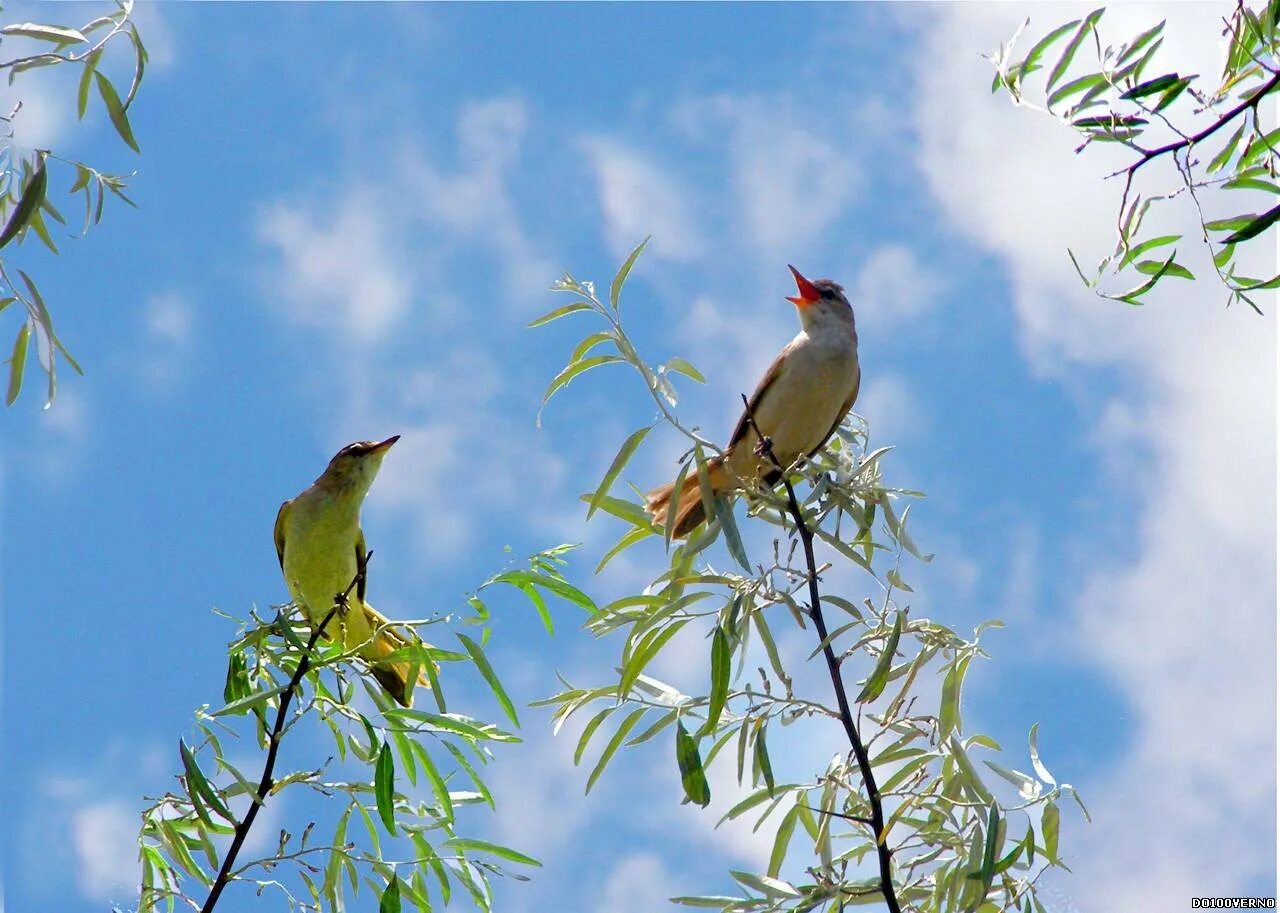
[786,265,852,331]
[318,435,400,492]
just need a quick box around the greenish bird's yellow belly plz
[281,496,373,648]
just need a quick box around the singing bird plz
[647,265,860,538]
[274,435,427,706]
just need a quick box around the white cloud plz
[580,136,704,262]
[672,94,862,258]
[912,1,1275,902]
[256,192,410,345]
[596,853,676,913]
[856,372,922,445]
[397,97,551,301]
[71,800,138,901]
[138,291,195,390]
[853,243,944,327]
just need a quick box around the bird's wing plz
[727,347,788,449]
[273,500,290,570]
[355,526,368,605]
[810,364,862,457]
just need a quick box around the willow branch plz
[199,552,372,913]
[740,396,901,913]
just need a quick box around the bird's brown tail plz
[646,456,731,539]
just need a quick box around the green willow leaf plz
[0,154,48,250]
[6,324,30,406]
[457,633,518,727]
[375,741,398,835]
[676,720,711,807]
[1,22,87,43]
[1119,72,1180,99]
[380,874,403,913]
[1046,8,1104,92]
[856,612,902,703]
[588,425,651,519]
[586,707,646,793]
[1119,233,1179,267]
[1042,799,1061,863]
[538,354,625,425]
[1014,20,1080,82]
[701,625,731,737]
[527,300,593,328]
[1134,259,1194,280]
[767,804,800,878]
[610,236,650,309]
[95,72,140,152]
[754,722,775,795]
[1222,203,1280,244]
[179,739,235,825]
[714,495,751,573]
[665,356,705,383]
[442,837,541,867]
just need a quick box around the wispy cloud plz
[579,136,704,263]
[912,2,1276,901]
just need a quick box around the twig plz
[199,552,372,913]
[1112,68,1280,220]
[739,395,901,913]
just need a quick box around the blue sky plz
[2,3,1275,912]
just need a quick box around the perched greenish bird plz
[274,435,427,706]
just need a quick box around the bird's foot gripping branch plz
[532,240,1089,913]
[137,544,590,913]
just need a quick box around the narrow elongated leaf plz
[1115,19,1165,67]
[675,721,711,807]
[587,425,650,519]
[1207,122,1248,174]
[380,874,402,913]
[1046,9,1104,92]
[6,324,30,406]
[856,612,903,703]
[375,741,397,835]
[1014,20,1080,81]
[768,804,800,877]
[179,740,235,824]
[78,47,103,119]
[1042,800,1061,863]
[1134,259,1193,280]
[754,723,775,795]
[978,802,1000,890]
[610,236,649,309]
[1119,233,1179,267]
[586,707,646,792]
[457,633,518,727]
[95,72,140,153]
[714,495,751,573]
[700,626,731,737]
[0,155,48,250]
[938,655,969,739]
[538,355,624,424]
[526,301,592,328]
[443,837,540,866]
[620,619,689,697]
[1119,72,1180,99]
[1,22,87,43]
[1029,722,1056,785]
[1222,203,1280,244]
[1047,71,1106,108]
[665,356,705,383]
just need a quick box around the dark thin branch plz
[199,552,373,913]
[740,396,901,913]
[1112,68,1280,220]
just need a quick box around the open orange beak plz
[786,264,821,307]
